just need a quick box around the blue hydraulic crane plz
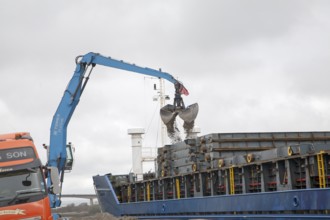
[45,52,198,209]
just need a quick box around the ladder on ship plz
[317,151,326,188]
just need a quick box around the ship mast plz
[154,78,169,147]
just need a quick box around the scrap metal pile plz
[156,131,330,177]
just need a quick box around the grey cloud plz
[1,0,330,195]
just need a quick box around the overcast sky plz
[1,0,330,198]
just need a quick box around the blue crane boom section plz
[47,52,184,208]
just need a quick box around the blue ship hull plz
[93,175,330,219]
[93,132,330,219]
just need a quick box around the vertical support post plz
[305,158,311,188]
[260,165,265,192]
[210,172,215,196]
[128,185,131,203]
[146,182,150,201]
[229,167,235,195]
[184,176,188,198]
[176,178,181,199]
[224,170,229,195]
[161,180,165,200]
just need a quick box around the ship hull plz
[93,131,330,219]
[93,175,330,219]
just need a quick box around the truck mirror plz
[22,180,32,186]
[48,166,60,194]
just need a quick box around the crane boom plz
[80,52,180,83]
[46,52,198,209]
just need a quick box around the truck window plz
[0,168,47,206]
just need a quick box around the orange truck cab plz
[0,132,52,220]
